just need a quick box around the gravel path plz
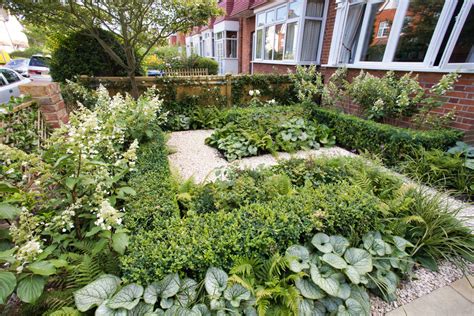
[167,129,473,314]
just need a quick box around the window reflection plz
[449,5,474,63]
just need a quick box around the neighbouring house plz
[0,6,29,53]
[176,0,474,143]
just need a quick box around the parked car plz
[4,58,29,77]
[0,67,31,104]
[4,55,52,82]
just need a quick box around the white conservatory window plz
[329,0,474,72]
[215,31,238,59]
[253,0,327,64]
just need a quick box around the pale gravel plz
[167,129,474,315]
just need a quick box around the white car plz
[27,55,52,82]
[0,67,31,104]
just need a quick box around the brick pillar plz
[19,82,68,128]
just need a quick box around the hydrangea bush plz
[0,86,166,305]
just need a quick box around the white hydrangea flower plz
[94,200,123,230]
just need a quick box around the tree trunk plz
[128,70,139,99]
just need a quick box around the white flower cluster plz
[94,200,123,230]
[123,139,139,167]
[249,89,261,97]
[50,200,82,233]
[15,238,43,264]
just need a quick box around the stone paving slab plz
[387,277,473,316]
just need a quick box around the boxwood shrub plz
[312,108,463,165]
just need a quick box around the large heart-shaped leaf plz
[176,278,198,307]
[0,271,16,304]
[28,261,57,276]
[329,236,350,256]
[205,267,228,297]
[224,284,251,307]
[392,236,413,252]
[320,297,343,312]
[17,275,45,304]
[295,277,325,300]
[310,264,340,297]
[95,300,127,316]
[160,273,180,299]
[107,284,144,310]
[191,304,211,316]
[312,233,333,253]
[344,248,372,275]
[112,232,129,255]
[343,266,360,285]
[349,285,370,316]
[160,297,174,309]
[128,302,154,316]
[74,274,121,312]
[322,253,347,270]
[336,283,351,300]
[376,269,398,295]
[0,203,20,220]
[285,245,310,272]
[144,282,161,305]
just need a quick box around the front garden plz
[0,68,473,315]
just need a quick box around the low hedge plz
[124,128,179,230]
[313,108,463,165]
[121,192,324,283]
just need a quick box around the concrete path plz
[387,276,473,316]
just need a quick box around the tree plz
[6,0,221,97]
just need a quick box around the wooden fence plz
[0,100,49,149]
[162,68,209,76]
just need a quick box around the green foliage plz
[0,95,39,153]
[289,65,324,106]
[50,28,131,82]
[60,80,99,110]
[401,147,474,199]
[186,54,219,75]
[313,107,462,165]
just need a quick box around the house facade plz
[181,0,474,141]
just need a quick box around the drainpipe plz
[239,17,243,74]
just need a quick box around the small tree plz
[7,0,221,97]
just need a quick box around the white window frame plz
[377,21,390,38]
[327,0,474,73]
[214,30,239,60]
[252,0,328,65]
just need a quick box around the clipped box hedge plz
[312,108,463,165]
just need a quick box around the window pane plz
[257,13,265,27]
[301,20,321,61]
[339,3,366,63]
[434,1,464,66]
[393,0,445,62]
[226,31,238,39]
[256,29,263,59]
[264,25,276,60]
[284,22,299,60]
[449,5,474,63]
[226,39,237,58]
[0,70,20,83]
[276,6,287,21]
[274,24,285,60]
[266,10,275,24]
[306,0,325,18]
[360,1,399,62]
[289,0,303,19]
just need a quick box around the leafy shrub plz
[289,65,323,105]
[401,147,474,199]
[60,80,98,110]
[313,108,462,165]
[186,55,219,75]
[121,192,324,283]
[50,28,131,82]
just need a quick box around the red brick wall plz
[320,67,474,144]
[252,63,296,74]
[240,16,255,74]
[320,0,337,65]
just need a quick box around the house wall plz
[240,16,255,74]
[252,63,296,74]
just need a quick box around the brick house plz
[181,0,474,141]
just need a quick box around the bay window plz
[215,31,238,59]
[253,0,327,64]
[329,0,474,72]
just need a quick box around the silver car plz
[0,67,31,104]
[5,55,52,82]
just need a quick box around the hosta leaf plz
[313,302,327,316]
[0,271,16,304]
[376,270,399,295]
[337,305,350,316]
[329,236,350,256]
[311,233,333,253]
[224,284,251,307]
[192,304,211,316]
[349,285,370,316]
[295,277,325,300]
[344,266,360,285]
[345,298,364,315]
[344,248,372,275]
[321,297,343,312]
[310,264,340,297]
[298,299,314,316]
[112,232,129,255]
[74,274,121,312]
[205,267,228,297]
[176,278,198,307]
[128,302,154,316]
[107,284,144,310]
[17,275,45,304]
[28,260,57,276]
[322,253,347,270]
[210,298,225,310]
[0,203,20,220]
[146,308,165,316]
[160,273,180,298]
[144,282,161,305]
[392,236,413,252]
[286,245,310,272]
